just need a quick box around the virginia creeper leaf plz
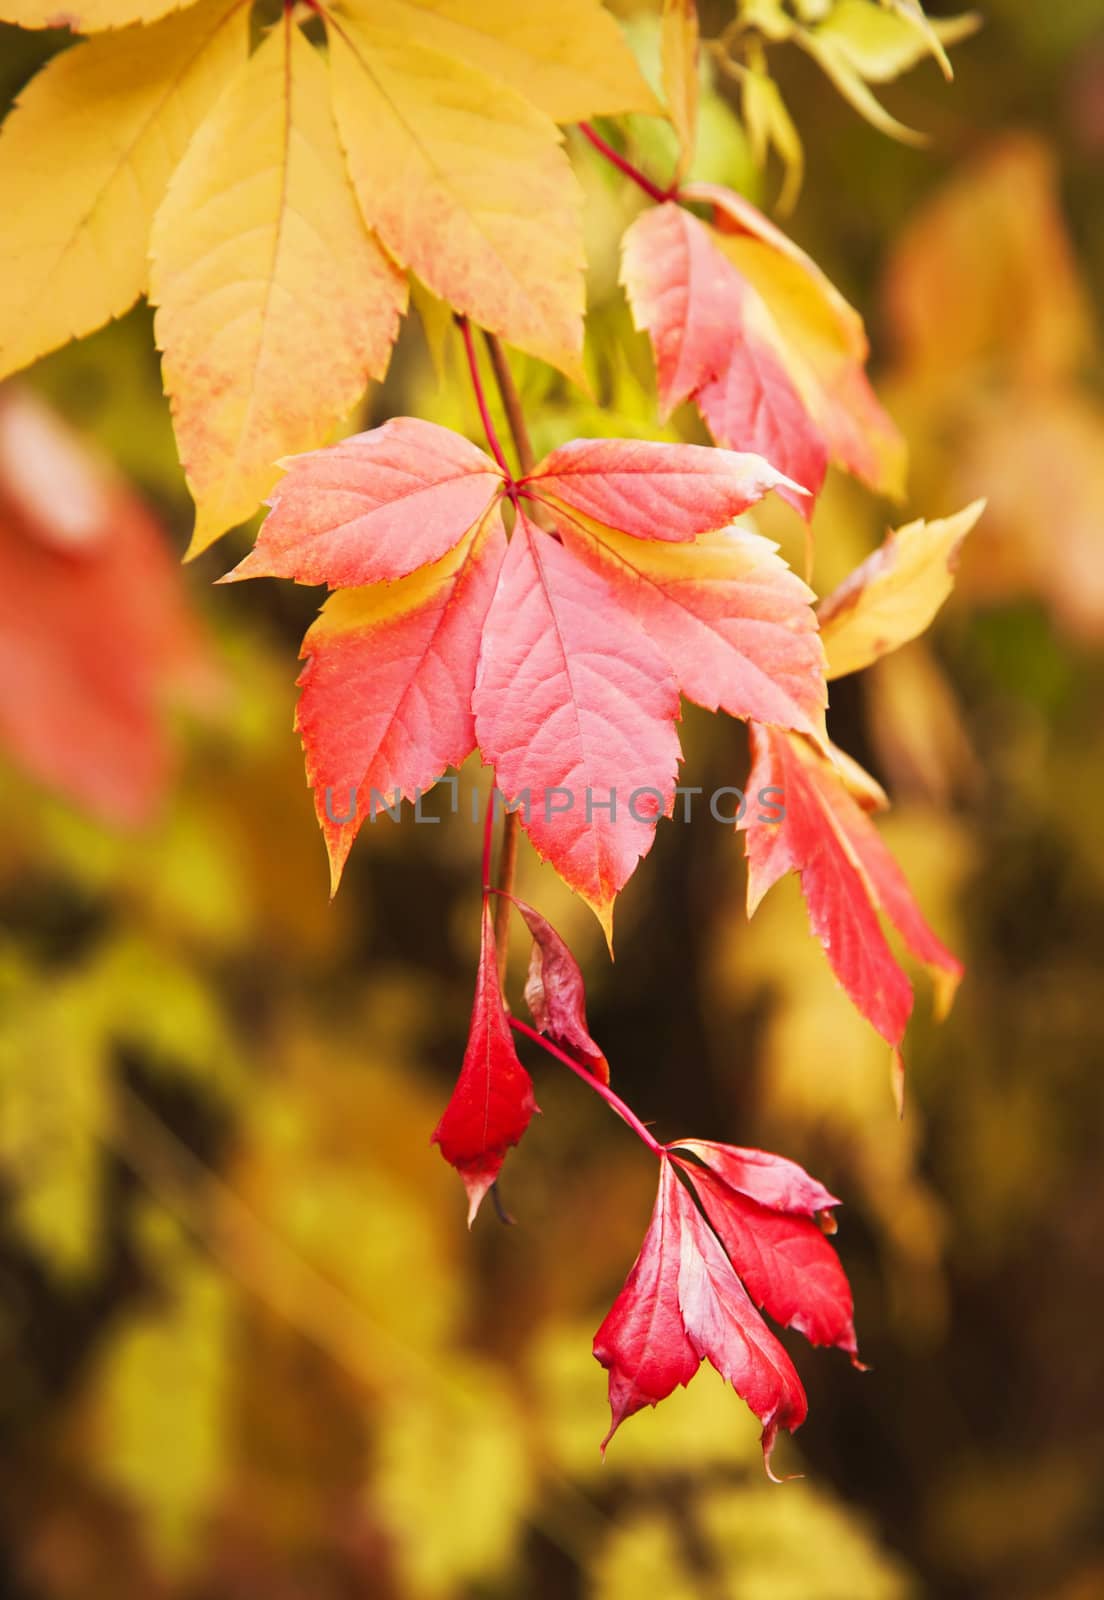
[669,1140,841,1218]
[151,17,407,554]
[296,505,505,893]
[223,419,506,589]
[522,437,799,542]
[741,724,962,1051]
[552,516,828,744]
[0,389,218,825]
[432,900,538,1226]
[0,0,248,382]
[818,500,984,679]
[660,0,699,181]
[338,0,659,122]
[326,12,585,380]
[504,894,609,1084]
[472,511,682,942]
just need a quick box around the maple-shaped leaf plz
[622,192,905,515]
[472,510,683,942]
[0,388,218,825]
[223,419,507,589]
[594,1156,808,1473]
[503,894,609,1083]
[740,724,962,1057]
[296,506,505,892]
[151,15,407,553]
[0,0,248,384]
[325,9,585,380]
[669,1141,859,1358]
[432,900,538,1225]
[818,500,984,679]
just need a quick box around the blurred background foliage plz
[1,2,1103,1596]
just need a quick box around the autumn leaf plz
[0,388,218,825]
[433,900,539,1225]
[325,9,585,381]
[0,0,188,34]
[473,510,683,942]
[818,501,984,679]
[151,14,407,553]
[740,724,962,1057]
[0,0,248,383]
[504,894,609,1083]
[296,506,505,894]
[622,191,906,514]
[660,0,699,181]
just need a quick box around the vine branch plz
[578,120,677,206]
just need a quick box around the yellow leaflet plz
[337,0,658,122]
[151,18,407,555]
[818,501,985,680]
[817,1,981,84]
[327,13,585,382]
[738,67,804,215]
[0,0,185,29]
[0,0,247,382]
[661,0,699,182]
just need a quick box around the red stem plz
[578,121,676,206]
[456,315,513,480]
[480,789,494,893]
[509,1016,663,1156]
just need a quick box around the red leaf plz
[552,515,828,743]
[522,437,798,540]
[670,1145,859,1359]
[222,418,506,588]
[669,1140,840,1217]
[0,389,219,827]
[432,900,538,1226]
[595,1157,808,1474]
[296,505,505,892]
[505,893,609,1083]
[621,202,827,515]
[593,1159,701,1448]
[741,724,963,1050]
[473,511,682,942]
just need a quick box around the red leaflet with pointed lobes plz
[222,419,506,589]
[473,512,682,940]
[296,507,505,892]
[670,1140,841,1217]
[741,724,962,1050]
[432,901,538,1226]
[504,893,609,1083]
[522,437,800,540]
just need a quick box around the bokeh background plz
[2,3,1103,1596]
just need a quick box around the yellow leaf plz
[739,65,804,214]
[818,500,984,679]
[661,0,699,181]
[0,0,186,29]
[151,17,407,554]
[337,0,659,122]
[817,0,981,83]
[0,0,248,382]
[327,11,585,380]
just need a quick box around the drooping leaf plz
[223,419,506,589]
[338,0,660,122]
[552,516,828,743]
[0,0,248,382]
[522,437,798,541]
[472,511,682,941]
[670,1144,859,1358]
[432,900,538,1225]
[0,388,218,826]
[741,724,962,1053]
[669,1140,841,1218]
[296,505,505,893]
[818,500,984,679]
[737,64,804,215]
[151,16,407,554]
[817,2,980,84]
[326,10,585,379]
[660,0,699,180]
[505,894,609,1083]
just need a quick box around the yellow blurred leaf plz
[151,17,406,553]
[817,1,980,84]
[818,500,984,679]
[327,11,585,381]
[0,0,187,30]
[661,0,699,181]
[739,65,804,214]
[0,0,247,382]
